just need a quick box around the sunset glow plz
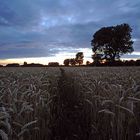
[0,0,140,65]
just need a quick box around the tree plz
[86,61,90,66]
[63,52,84,66]
[91,23,134,62]
[48,62,59,66]
[23,61,27,66]
[63,58,76,66]
[92,53,102,66]
[64,59,70,66]
[69,58,76,66]
[6,63,20,67]
[75,52,84,65]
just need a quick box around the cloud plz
[0,0,140,60]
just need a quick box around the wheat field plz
[0,67,140,140]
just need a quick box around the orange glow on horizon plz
[0,48,93,66]
[0,57,93,66]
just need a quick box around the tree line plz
[63,23,138,66]
[0,23,139,67]
[64,52,84,66]
[1,59,140,67]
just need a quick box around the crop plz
[0,67,140,140]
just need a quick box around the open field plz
[0,67,140,140]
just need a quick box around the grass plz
[0,67,140,140]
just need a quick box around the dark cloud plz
[0,0,140,59]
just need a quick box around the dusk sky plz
[0,0,140,65]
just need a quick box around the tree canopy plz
[75,52,84,65]
[63,52,84,66]
[91,23,134,62]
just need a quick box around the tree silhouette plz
[48,62,59,66]
[86,61,90,66]
[6,63,20,67]
[91,23,134,62]
[64,59,70,66]
[23,61,27,66]
[75,52,84,65]
[92,53,102,66]
[69,58,76,66]
[63,58,76,66]
[63,52,84,66]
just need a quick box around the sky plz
[0,0,140,65]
